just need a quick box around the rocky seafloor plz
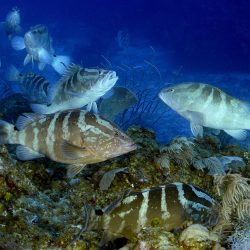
[0,124,249,250]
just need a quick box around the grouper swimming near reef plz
[71,182,218,246]
[0,110,136,178]
[159,82,250,140]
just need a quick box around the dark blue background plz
[1,0,250,72]
[1,0,250,143]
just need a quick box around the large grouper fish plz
[159,82,250,140]
[31,64,118,114]
[71,182,218,246]
[0,110,136,178]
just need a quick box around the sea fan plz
[160,137,197,167]
[193,157,224,175]
[193,156,246,176]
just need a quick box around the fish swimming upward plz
[31,64,118,114]
[159,82,250,140]
[2,7,22,39]
[10,24,70,74]
[75,182,217,244]
[5,65,50,104]
[0,110,136,178]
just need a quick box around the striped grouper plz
[0,110,136,178]
[159,82,250,140]
[31,64,118,114]
[74,182,218,244]
[6,64,50,104]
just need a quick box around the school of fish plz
[0,6,244,246]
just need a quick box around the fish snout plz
[119,138,137,152]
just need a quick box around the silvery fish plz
[30,64,118,114]
[159,82,250,140]
[74,182,217,244]
[5,65,50,104]
[0,110,136,178]
[99,86,137,121]
[10,24,70,74]
[2,7,22,39]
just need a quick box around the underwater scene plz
[0,0,250,249]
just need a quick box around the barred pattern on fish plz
[81,183,218,243]
[159,82,250,140]
[31,64,118,114]
[6,65,50,104]
[0,110,136,178]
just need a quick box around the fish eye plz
[166,88,174,93]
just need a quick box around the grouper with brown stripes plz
[159,82,250,140]
[71,182,218,245]
[0,110,136,178]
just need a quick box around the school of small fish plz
[0,6,246,245]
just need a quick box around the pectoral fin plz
[61,140,88,160]
[190,123,203,137]
[67,164,86,178]
[184,110,204,124]
[16,145,44,160]
[24,54,32,65]
[224,129,247,140]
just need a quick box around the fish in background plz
[159,82,250,140]
[74,182,218,245]
[116,29,130,49]
[5,65,50,104]
[99,86,137,121]
[10,24,70,74]
[31,64,118,114]
[1,7,22,39]
[0,110,136,178]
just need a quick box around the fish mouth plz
[124,142,137,151]
[106,71,117,81]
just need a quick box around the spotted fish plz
[0,110,136,178]
[75,182,218,244]
[5,64,50,104]
[159,82,250,140]
[31,64,118,114]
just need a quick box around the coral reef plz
[0,125,249,249]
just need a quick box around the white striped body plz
[17,72,50,103]
[92,183,216,239]
[159,83,250,139]
[35,65,118,114]
[11,110,135,164]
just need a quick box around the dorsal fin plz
[57,63,81,86]
[16,113,46,130]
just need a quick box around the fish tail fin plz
[30,103,51,114]
[10,36,25,50]
[51,55,70,74]
[5,64,20,81]
[0,120,15,144]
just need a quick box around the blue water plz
[1,0,250,143]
